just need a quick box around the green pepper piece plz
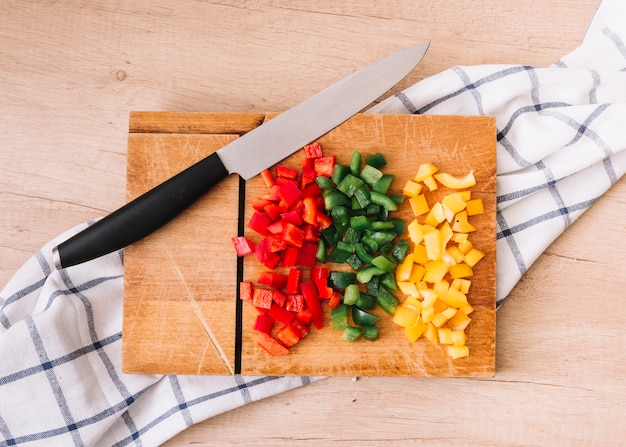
[350,151,362,176]
[323,189,351,211]
[369,231,396,246]
[316,238,327,262]
[355,243,374,264]
[373,174,394,195]
[352,307,380,326]
[355,293,376,310]
[370,191,398,211]
[331,205,350,230]
[342,227,361,244]
[366,276,380,296]
[381,272,398,292]
[342,325,363,342]
[336,240,355,254]
[356,266,385,284]
[361,235,378,253]
[353,184,371,208]
[326,247,352,263]
[370,220,395,231]
[390,194,405,205]
[363,325,379,341]
[320,226,339,247]
[376,286,399,316]
[332,164,350,185]
[365,203,381,217]
[349,215,370,232]
[346,253,364,271]
[343,284,360,305]
[360,164,384,188]
[316,175,335,191]
[337,173,365,198]
[390,218,406,236]
[331,304,349,330]
[371,254,397,273]
[391,239,410,263]
[328,271,356,289]
[365,152,387,169]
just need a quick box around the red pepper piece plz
[300,170,317,189]
[286,268,302,294]
[239,281,253,300]
[252,198,274,212]
[295,242,318,267]
[275,325,300,348]
[289,319,310,339]
[267,303,296,325]
[267,234,287,253]
[267,220,284,235]
[253,314,274,333]
[311,267,332,299]
[260,169,275,188]
[302,224,319,242]
[328,291,342,308]
[276,165,299,180]
[315,213,333,230]
[282,222,305,248]
[263,203,282,222]
[303,142,323,159]
[257,332,290,356]
[300,282,324,330]
[266,184,281,202]
[231,236,255,257]
[314,156,335,177]
[248,212,272,236]
[252,288,273,310]
[272,288,287,307]
[258,271,288,289]
[285,294,304,312]
[311,266,330,282]
[278,182,302,207]
[301,197,318,226]
[302,157,315,171]
[301,182,322,199]
[254,238,281,269]
[281,210,303,226]
[281,246,298,268]
[296,309,312,325]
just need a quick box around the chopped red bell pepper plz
[314,156,335,177]
[302,157,315,171]
[248,212,272,236]
[300,170,317,189]
[282,222,305,248]
[258,271,288,289]
[328,290,342,308]
[260,169,275,188]
[295,242,318,267]
[267,234,287,253]
[252,288,273,310]
[281,246,299,267]
[296,309,312,325]
[254,238,281,269]
[300,282,324,330]
[253,314,274,334]
[252,198,274,212]
[303,142,323,159]
[285,294,304,312]
[275,325,300,348]
[272,288,287,307]
[275,176,298,187]
[311,266,330,282]
[301,197,318,226]
[301,182,322,199]
[257,332,290,356]
[231,236,255,257]
[276,165,299,180]
[267,220,284,235]
[278,182,302,207]
[288,319,310,339]
[239,281,253,301]
[263,203,282,222]
[267,302,296,326]
[316,213,333,230]
[302,224,319,242]
[286,268,302,294]
[281,210,303,226]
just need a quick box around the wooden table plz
[2,1,624,445]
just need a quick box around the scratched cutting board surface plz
[122,112,496,377]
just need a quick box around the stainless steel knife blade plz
[53,42,430,269]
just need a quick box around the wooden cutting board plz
[122,112,496,377]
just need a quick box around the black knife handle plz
[53,151,230,269]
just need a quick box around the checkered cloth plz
[2,0,625,445]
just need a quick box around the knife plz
[52,41,430,269]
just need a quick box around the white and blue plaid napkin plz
[2,0,625,445]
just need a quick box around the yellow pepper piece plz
[449,263,474,279]
[402,180,423,197]
[408,194,429,217]
[414,162,439,182]
[396,253,414,282]
[448,309,472,331]
[423,260,449,282]
[393,305,420,328]
[423,175,438,191]
[466,198,484,216]
[404,318,427,343]
[447,345,469,359]
[434,170,476,189]
[464,248,485,267]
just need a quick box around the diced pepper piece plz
[267,303,296,326]
[285,294,304,312]
[449,263,473,279]
[275,325,300,347]
[276,165,298,179]
[303,142,323,159]
[352,307,380,326]
[349,151,362,176]
[300,282,324,330]
[409,194,430,217]
[464,248,485,267]
[278,182,302,207]
[466,198,484,216]
[295,242,318,267]
[393,305,419,328]
[257,332,290,356]
[253,314,274,333]
[414,162,439,182]
[231,236,255,256]
[254,238,281,269]
[434,171,476,189]
[376,286,399,316]
[342,284,360,306]
[239,281,253,301]
[282,222,305,248]
[248,212,272,236]
[286,268,302,294]
[258,271,288,289]
[447,345,469,359]
[328,290,342,308]
[365,152,387,169]
[252,288,273,309]
[331,304,349,330]
[314,156,335,177]
[260,169,275,188]
[363,325,379,341]
[342,325,363,342]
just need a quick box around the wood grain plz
[122,113,496,377]
[5,1,626,446]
